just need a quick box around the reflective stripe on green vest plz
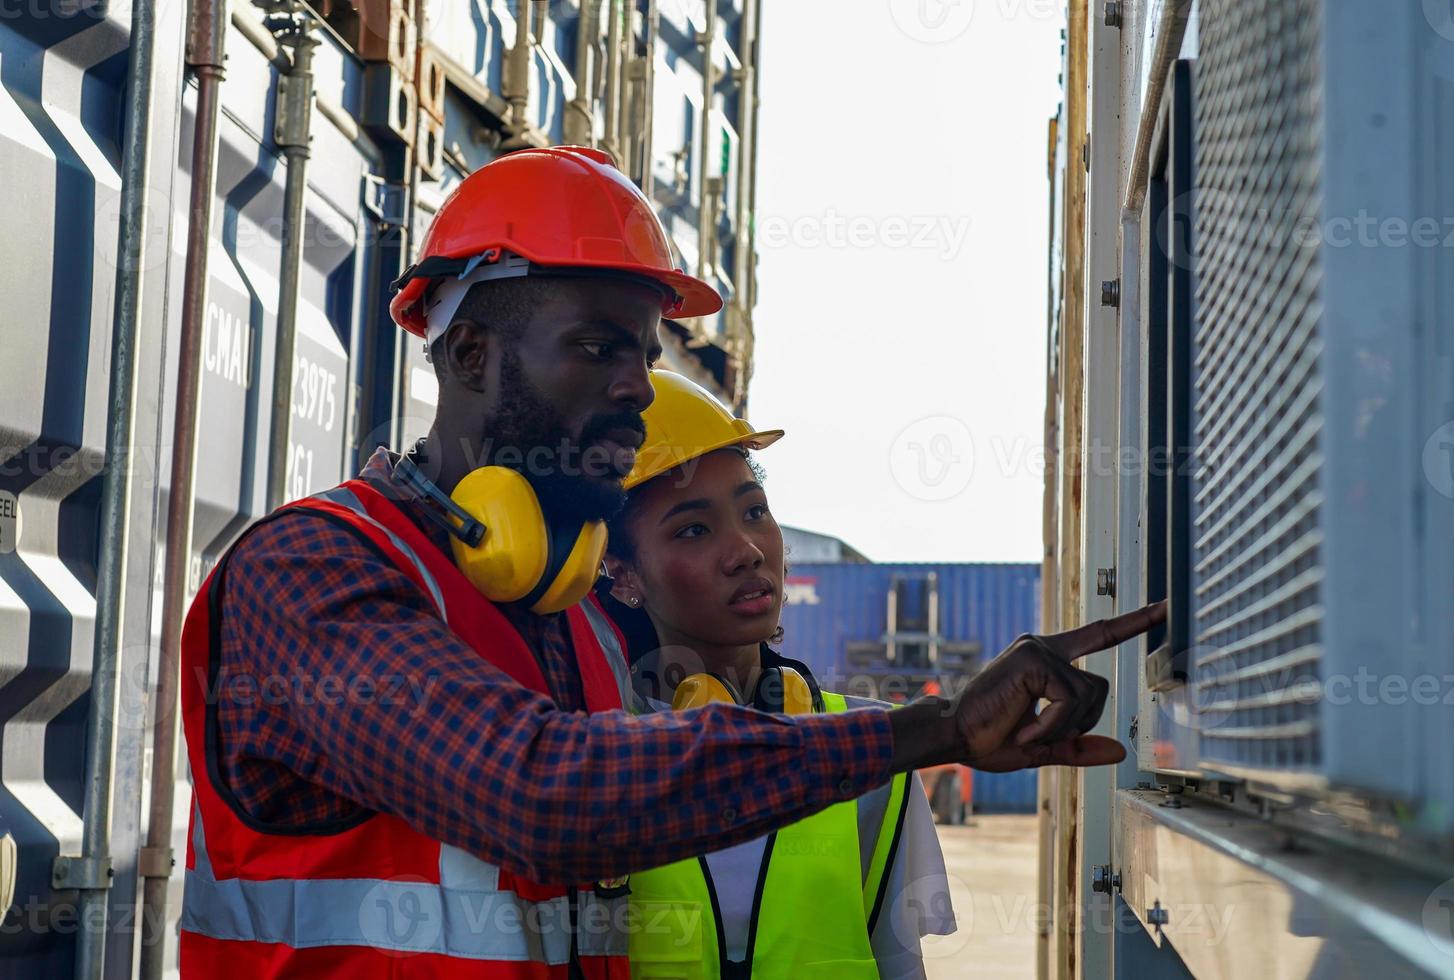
[627,691,911,979]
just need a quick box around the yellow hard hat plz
[624,371,784,490]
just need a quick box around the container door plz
[0,3,186,974]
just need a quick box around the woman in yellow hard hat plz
[601,370,956,979]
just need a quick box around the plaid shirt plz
[208,449,895,883]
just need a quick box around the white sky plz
[747,0,1066,563]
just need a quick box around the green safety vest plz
[628,691,911,980]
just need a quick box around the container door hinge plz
[52,855,113,891]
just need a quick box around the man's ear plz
[603,555,643,606]
[441,320,491,391]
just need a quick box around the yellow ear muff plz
[528,521,608,615]
[671,667,815,714]
[446,466,607,613]
[448,467,549,603]
[672,674,744,710]
[774,666,814,715]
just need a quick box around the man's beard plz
[480,345,642,525]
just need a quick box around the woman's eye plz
[674,523,708,539]
[746,503,769,521]
[580,341,613,359]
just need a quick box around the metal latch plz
[362,174,408,226]
[52,855,113,891]
[138,847,175,880]
[274,74,315,150]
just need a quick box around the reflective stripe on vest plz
[579,592,632,709]
[625,691,910,979]
[182,798,624,961]
[314,485,452,621]
[178,477,631,977]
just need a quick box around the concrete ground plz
[922,814,1040,979]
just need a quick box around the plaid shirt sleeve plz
[213,509,896,883]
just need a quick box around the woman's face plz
[612,449,785,648]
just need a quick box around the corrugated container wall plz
[0,0,763,974]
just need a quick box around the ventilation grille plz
[1190,0,1327,777]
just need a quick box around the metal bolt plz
[1100,279,1120,308]
[1147,900,1170,928]
[1096,566,1116,596]
[1091,865,1122,894]
[1105,1,1123,27]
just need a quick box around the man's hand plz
[888,601,1167,773]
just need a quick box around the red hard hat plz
[389,145,723,337]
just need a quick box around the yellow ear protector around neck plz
[393,454,608,614]
[671,665,816,715]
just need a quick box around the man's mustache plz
[579,412,647,446]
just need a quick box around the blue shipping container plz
[779,562,1040,689]
[972,769,1040,815]
[778,562,1042,813]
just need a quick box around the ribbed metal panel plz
[779,563,1040,694]
[0,7,187,974]
[1190,0,1326,776]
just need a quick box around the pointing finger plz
[1038,734,1127,768]
[1050,600,1168,661]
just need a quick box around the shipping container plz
[972,769,1037,815]
[1043,1,1454,977]
[0,5,188,976]
[0,0,765,974]
[779,562,1040,699]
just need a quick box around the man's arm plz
[212,512,896,884]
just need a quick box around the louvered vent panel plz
[1191,0,1327,776]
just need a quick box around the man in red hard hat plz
[176,146,1165,978]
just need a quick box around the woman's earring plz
[629,595,642,607]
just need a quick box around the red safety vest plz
[178,479,633,978]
